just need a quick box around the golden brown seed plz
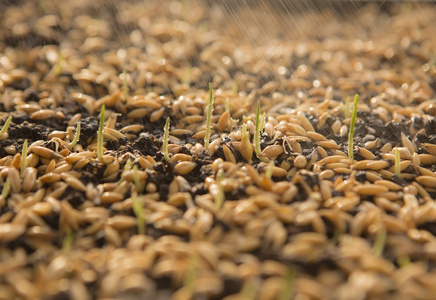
[307,131,327,142]
[107,215,137,230]
[294,155,307,169]
[101,191,124,204]
[217,111,230,132]
[174,161,197,175]
[262,145,283,160]
[103,161,120,178]
[367,160,390,170]
[401,132,417,154]
[30,109,55,120]
[22,167,37,193]
[240,133,253,163]
[223,144,236,163]
[416,176,436,188]
[39,172,61,183]
[358,147,375,160]
[150,107,165,123]
[0,223,26,242]
[61,173,86,192]
[354,184,389,195]
[29,146,62,159]
[419,154,436,165]
[8,167,21,193]
[316,140,341,149]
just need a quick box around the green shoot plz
[163,117,170,161]
[21,140,28,174]
[265,160,274,179]
[1,177,10,200]
[54,50,63,77]
[345,97,350,119]
[204,83,214,149]
[232,81,238,94]
[395,148,401,176]
[62,230,75,254]
[225,97,230,113]
[253,101,262,157]
[122,69,128,101]
[182,65,192,85]
[184,254,198,297]
[240,277,257,300]
[277,266,296,300]
[397,255,411,268]
[0,116,12,134]
[348,94,358,160]
[372,219,387,257]
[117,159,132,184]
[132,193,145,235]
[69,122,81,149]
[215,170,225,209]
[133,165,143,194]
[97,105,105,162]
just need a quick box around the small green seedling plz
[348,94,358,160]
[240,277,257,300]
[117,159,133,185]
[122,69,129,101]
[372,219,387,257]
[0,116,12,134]
[21,140,28,174]
[1,177,10,200]
[54,50,63,77]
[253,101,262,157]
[215,170,225,210]
[265,160,274,179]
[395,148,401,176]
[182,65,192,85]
[163,117,170,161]
[277,266,296,300]
[133,165,143,194]
[183,254,198,297]
[62,230,75,254]
[345,97,350,119]
[97,105,105,162]
[225,97,230,113]
[397,255,411,268]
[132,193,145,235]
[204,83,214,149]
[69,122,81,149]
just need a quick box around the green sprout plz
[117,159,133,184]
[215,171,225,210]
[240,277,257,300]
[204,83,214,150]
[69,122,81,149]
[183,254,198,297]
[0,116,12,134]
[1,177,10,200]
[348,94,358,160]
[133,165,143,194]
[372,219,387,257]
[132,193,145,235]
[54,50,63,77]
[225,97,230,113]
[277,266,296,300]
[122,69,129,101]
[163,117,170,161]
[182,65,192,85]
[21,140,28,174]
[253,101,262,157]
[395,148,401,176]
[265,160,274,179]
[97,105,105,162]
[345,97,350,119]
[62,230,75,254]
[397,255,411,268]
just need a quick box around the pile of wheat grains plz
[0,1,436,299]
